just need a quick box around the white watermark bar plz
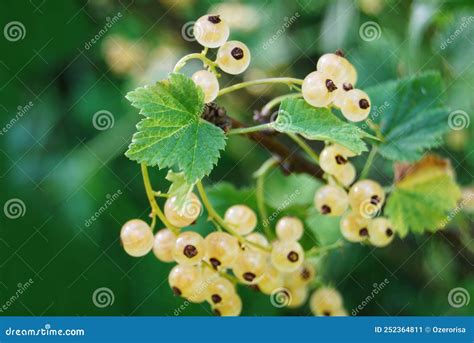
[0,317,472,342]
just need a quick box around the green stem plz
[254,158,278,240]
[196,181,271,253]
[261,93,302,116]
[360,145,378,179]
[305,240,344,257]
[227,123,273,136]
[173,53,218,74]
[202,261,239,285]
[217,77,304,97]
[287,133,320,165]
[141,163,179,234]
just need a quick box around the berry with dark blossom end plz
[194,14,229,48]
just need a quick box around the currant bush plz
[120,12,460,317]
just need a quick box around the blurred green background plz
[0,0,473,316]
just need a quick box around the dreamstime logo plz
[448,110,470,130]
[359,198,381,219]
[271,109,292,131]
[359,21,382,42]
[181,21,200,42]
[4,21,26,42]
[92,287,114,308]
[440,16,474,50]
[262,12,300,50]
[448,287,470,308]
[180,196,203,219]
[270,287,292,308]
[92,110,114,130]
[351,278,390,316]
[3,198,26,219]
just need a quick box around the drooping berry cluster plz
[190,15,251,103]
[120,196,349,316]
[314,146,395,248]
[302,51,371,122]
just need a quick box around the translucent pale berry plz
[340,211,370,242]
[340,89,371,122]
[224,204,257,235]
[348,179,385,218]
[310,287,343,316]
[302,71,338,107]
[368,217,395,247]
[204,232,239,270]
[173,231,205,265]
[213,293,242,316]
[333,162,356,187]
[275,216,304,242]
[216,41,251,75]
[192,70,219,103]
[285,262,316,289]
[120,219,154,257]
[319,144,356,175]
[271,241,304,273]
[287,286,309,308]
[152,228,177,262]
[244,232,270,251]
[168,264,202,298]
[257,265,284,295]
[332,82,354,108]
[188,267,213,303]
[164,193,202,228]
[207,276,236,305]
[232,249,266,284]
[193,14,229,48]
[314,185,349,216]
[316,53,357,86]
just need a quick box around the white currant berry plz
[368,217,395,247]
[120,219,154,257]
[340,89,371,122]
[257,265,284,295]
[319,144,356,175]
[302,71,338,107]
[193,14,229,48]
[152,228,177,262]
[232,249,266,284]
[333,162,356,187]
[271,241,304,273]
[287,286,309,308]
[192,70,219,103]
[244,232,270,251]
[331,308,348,316]
[310,287,343,316]
[348,179,385,218]
[332,82,354,108]
[213,293,242,316]
[172,231,205,265]
[314,184,349,216]
[207,276,236,305]
[164,192,202,228]
[168,264,202,298]
[187,267,214,303]
[224,204,257,235]
[340,211,370,243]
[316,52,357,86]
[275,216,304,242]
[204,232,239,270]
[216,41,251,75]
[285,262,316,289]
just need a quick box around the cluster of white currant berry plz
[313,144,394,247]
[120,191,348,316]
[190,14,251,102]
[302,51,371,122]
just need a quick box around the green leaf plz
[385,158,461,237]
[125,73,226,183]
[365,71,449,161]
[274,98,371,154]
